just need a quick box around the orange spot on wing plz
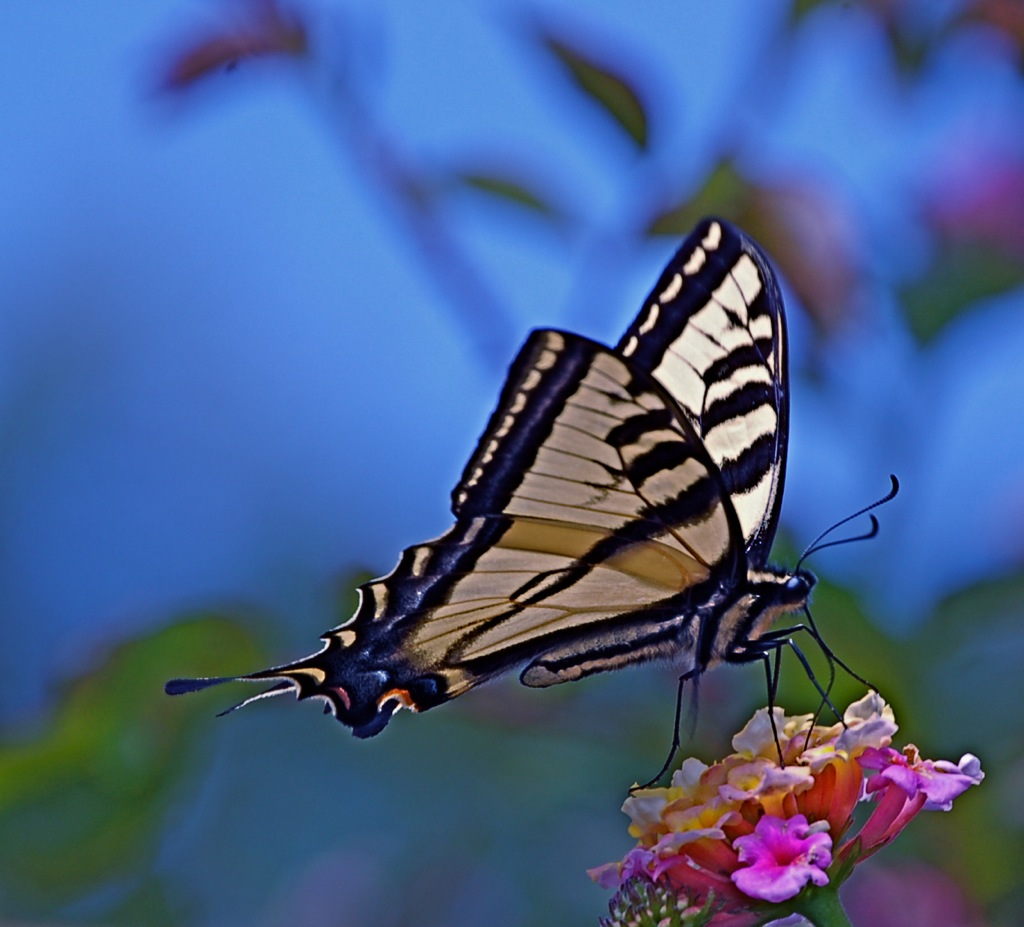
[380,688,419,713]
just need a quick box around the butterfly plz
[167,217,819,737]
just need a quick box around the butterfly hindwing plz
[255,330,746,734]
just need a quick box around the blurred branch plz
[160,0,521,369]
[316,74,523,365]
[162,0,308,90]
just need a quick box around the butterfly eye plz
[785,574,811,595]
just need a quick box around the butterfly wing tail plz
[165,672,301,716]
[165,676,242,695]
[163,643,422,738]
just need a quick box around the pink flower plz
[731,814,832,903]
[860,746,985,811]
[592,693,985,922]
[588,846,659,889]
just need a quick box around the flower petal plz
[731,815,832,902]
[861,746,986,811]
[732,707,787,757]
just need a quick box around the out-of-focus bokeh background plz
[1,1,1022,924]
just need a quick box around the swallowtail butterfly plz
[167,218,818,737]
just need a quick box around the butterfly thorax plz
[699,566,815,669]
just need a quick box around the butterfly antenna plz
[798,514,880,564]
[795,475,899,572]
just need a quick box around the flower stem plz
[789,885,854,927]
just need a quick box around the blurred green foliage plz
[453,170,562,220]
[540,31,650,150]
[0,616,266,916]
[901,242,1024,343]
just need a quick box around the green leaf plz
[541,34,649,149]
[890,573,1024,899]
[455,170,559,218]
[644,161,750,236]
[0,614,267,907]
[900,240,1024,343]
[788,0,835,24]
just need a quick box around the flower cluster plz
[591,693,983,925]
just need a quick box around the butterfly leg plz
[761,642,785,764]
[737,631,847,763]
[799,605,876,691]
[631,667,701,791]
[718,639,789,764]
[781,637,843,728]
[753,617,883,750]
[759,608,877,698]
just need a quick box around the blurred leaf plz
[646,164,861,336]
[774,575,905,716]
[788,0,835,24]
[0,614,266,907]
[897,572,1024,903]
[541,33,649,149]
[925,570,1024,647]
[454,170,561,219]
[874,6,942,77]
[161,0,308,90]
[644,161,749,236]
[912,571,1024,739]
[900,240,1024,343]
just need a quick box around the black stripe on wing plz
[452,331,596,519]
[451,330,743,574]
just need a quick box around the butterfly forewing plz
[617,219,788,564]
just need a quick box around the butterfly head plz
[748,565,815,608]
[785,569,816,601]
